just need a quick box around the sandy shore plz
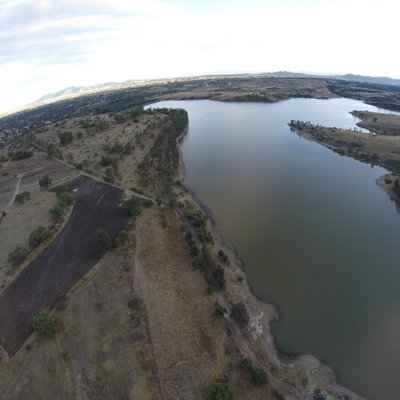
[176,122,366,399]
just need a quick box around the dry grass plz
[0,153,76,211]
[36,112,169,196]
[352,110,400,136]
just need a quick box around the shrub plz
[130,204,141,217]
[58,131,73,145]
[191,255,203,269]
[29,226,48,248]
[214,303,226,317]
[100,155,113,167]
[32,310,61,337]
[8,149,33,161]
[58,192,73,206]
[39,174,52,189]
[103,168,115,184]
[50,203,65,222]
[96,229,112,253]
[212,266,226,289]
[14,191,30,204]
[231,303,249,326]
[118,229,129,244]
[143,199,154,207]
[7,246,27,267]
[251,367,268,385]
[238,357,268,386]
[218,249,229,264]
[206,382,234,400]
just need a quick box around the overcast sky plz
[0,0,399,114]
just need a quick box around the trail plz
[6,173,24,209]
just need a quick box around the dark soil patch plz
[0,175,130,356]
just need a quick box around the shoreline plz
[176,121,365,399]
[376,174,400,207]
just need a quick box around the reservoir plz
[149,98,400,399]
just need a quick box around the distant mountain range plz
[339,73,400,87]
[36,79,139,103]
[35,72,400,105]
[264,71,400,86]
[2,72,400,118]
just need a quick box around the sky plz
[0,0,399,114]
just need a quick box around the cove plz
[149,98,400,399]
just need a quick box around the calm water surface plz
[149,98,400,399]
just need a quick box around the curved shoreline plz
[176,120,366,399]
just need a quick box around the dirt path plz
[5,172,24,209]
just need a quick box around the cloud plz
[0,0,399,113]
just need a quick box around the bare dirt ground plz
[352,110,400,135]
[0,153,76,211]
[0,237,155,400]
[0,175,130,356]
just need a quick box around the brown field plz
[0,175,130,356]
[352,110,400,135]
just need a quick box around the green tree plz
[96,229,112,253]
[7,246,27,267]
[231,303,249,327]
[206,382,234,400]
[14,191,30,204]
[32,310,61,337]
[29,226,48,248]
[39,174,52,189]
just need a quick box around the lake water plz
[148,98,400,399]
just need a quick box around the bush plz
[143,199,154,207]
[212,266,226,289]
[8,246,27,267]
[58,131,73,145]
[214,303,226,317]
[100,154,113,167]
[206,382,234,400]
[218,249,229,264]
[238,357,268,386]
[39,174,52,189]
[50,203,65,222]
[251,367,268,385]
[130,204,141,217]
[29,226,48,248]
[32,310,61,337]
[96,229,112,253]
[192,255,203,269]
[118,229,129,244]
[14,191,30,204]
[8,149,33,161]
[58,192,73,206]
[103,168,115,184]
[231,303,249,326]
